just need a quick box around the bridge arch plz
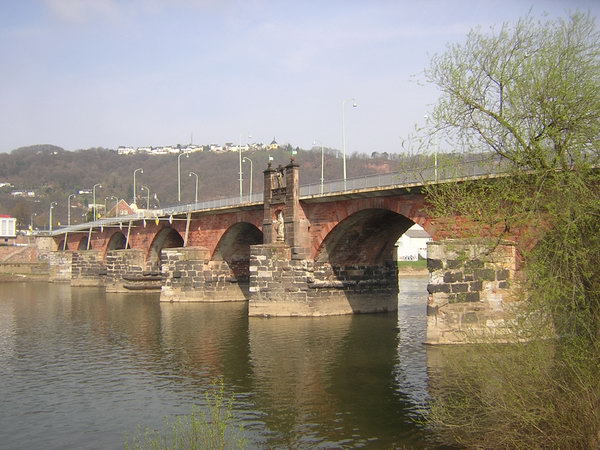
[307,196,433,260]
[105,231,130,254]
[77,236,90,250]
[148,227,184,269]
[56,238,66,251]
[315,208,415,265]
[212,222,263,279]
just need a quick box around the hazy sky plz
[1,0,597,153]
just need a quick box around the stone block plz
[465,259,485,269]
[469,281,483,291]
[446,259,462,269]
[451,283,469,293]
[427,283,451,294]
[465,292,480,302]
[496,269,509,281]
[427,258,443,271]
[444,271,463,283]
[474,268,496,281]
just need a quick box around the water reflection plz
[0,278,431,449]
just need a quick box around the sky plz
[0,0,598,154]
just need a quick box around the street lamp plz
[49,202,57,231]
[313,139,325,194]
[342,97,358,189]
[189,171,199,204]
[141,185,150,210]
[177,152,189,202]
[67,194,76,226]
[238,133,251,202]
[92,183,102,221]
[243,156,253,202]
[133,168,143,205]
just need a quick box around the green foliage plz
[427,340,600,449]
[125,379,247,450]
[396,259,427,270]
[426,12,600,170]
[421,12,600,448]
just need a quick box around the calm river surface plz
[0,277,433,449]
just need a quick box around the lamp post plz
[67,194,76,226]
[109,196,118,217]
[177,152,189,202]
[242,156,253,202]
[49,202,57,231]
[238,133,251,202]
[189,171,199,203]
[92,183,102,221]
[141,185,150,209]
[133,168,143,205]
[342,98,358,189]
[313,139,325,194]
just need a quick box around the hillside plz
[0,144,410,229]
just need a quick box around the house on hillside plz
[106,200,136,217]
[269,138,279,150]
[395,224,432,261]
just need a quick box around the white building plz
[0,216,16,239]
[117,146,136,155]
[395,224,432,261]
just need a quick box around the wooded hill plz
[1,144,418,229]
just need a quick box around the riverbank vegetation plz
[125,379,246,450]
[418,12,600,448]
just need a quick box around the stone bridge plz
[44,159,519,344]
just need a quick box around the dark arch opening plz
[213,222,263,280]
[106,231,129,252]
[316,208,415,265]
[56,239,66,251]
[78,236,90,250]
[148,227,184,269]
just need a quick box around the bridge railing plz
[299,155,503,196]
[45,155,504,236]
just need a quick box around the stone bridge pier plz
[248,160,402,316]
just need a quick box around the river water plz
[0,277,433,449]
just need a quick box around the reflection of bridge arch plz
[315,208,415,265]
[213,222,263,279]
[77,236,90,250]
[148,227,184,269]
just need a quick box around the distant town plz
[117,138,280,156]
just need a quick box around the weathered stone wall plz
[160,247,247,302]
[248,244,398,316]
[36,236,59,256]
[426,240,520,344]
[105,249,146,293]
[47,251,73,283]
[0,262,49,281]
[71,250,106,287]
